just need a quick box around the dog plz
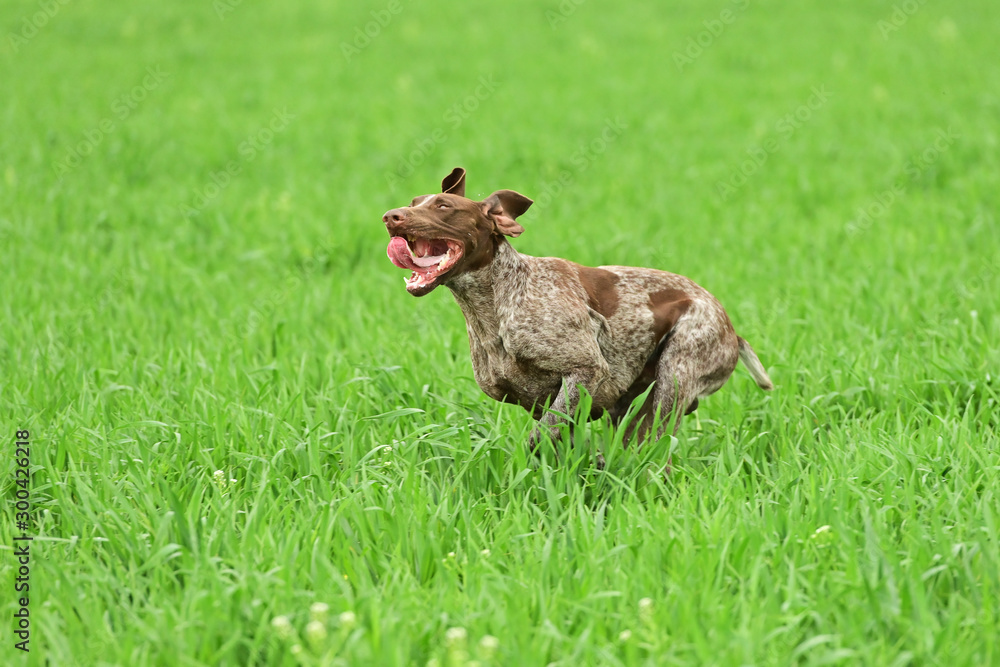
[383,167,773,453]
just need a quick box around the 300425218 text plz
[13,429,32,653]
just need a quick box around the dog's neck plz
[447,239,528,341]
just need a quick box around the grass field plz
[2,0,999,664]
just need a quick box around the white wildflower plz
[271,615,293,640]
[305,620,327,649]
[310,602,329,623]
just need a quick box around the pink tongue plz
[387,237,419,270]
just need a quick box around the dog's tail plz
[737,336,774,391]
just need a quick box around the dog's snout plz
[383,208,408,226]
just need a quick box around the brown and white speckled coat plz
[383,168,773,451]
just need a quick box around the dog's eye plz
[437,203,449,209]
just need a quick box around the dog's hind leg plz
[644,306,741,441]
[614,340,701,445]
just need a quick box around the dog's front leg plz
[528,367,606,455]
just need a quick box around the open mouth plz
[386,235,464,293]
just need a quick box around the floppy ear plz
[482,189,533,238]
[441,167,466,196]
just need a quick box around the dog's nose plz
[383,208,407,225]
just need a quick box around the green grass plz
[2,0,999,664]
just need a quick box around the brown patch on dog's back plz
[576,265,620,318]
[649,288,692,343]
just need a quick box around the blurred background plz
[4,0,997,370]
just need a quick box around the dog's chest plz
[470,334,561,411]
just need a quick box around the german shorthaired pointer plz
[383,167,773,452]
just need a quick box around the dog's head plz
[383,167,533,296]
